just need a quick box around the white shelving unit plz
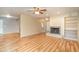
[64,17,78,40]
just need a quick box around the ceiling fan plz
[27,7,47,14]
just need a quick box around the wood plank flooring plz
[0,33,79,52]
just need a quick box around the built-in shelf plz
[64,17,78,40]
[65,28,77,30]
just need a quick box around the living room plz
[0,7,79,52]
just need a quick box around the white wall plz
[3,18,19,34]
[20,14,43,37]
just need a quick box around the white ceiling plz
[0,7,79,18]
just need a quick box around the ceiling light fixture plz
[6,14,12,18]
[35,11,40,14]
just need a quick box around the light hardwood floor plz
[0,33,79,52]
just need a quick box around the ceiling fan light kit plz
[34,11,40,14]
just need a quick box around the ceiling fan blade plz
[39,11,43,14]
[40,9,47,11]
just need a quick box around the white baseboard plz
[64,37,78,41]
[21,32,44,38]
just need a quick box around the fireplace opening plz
[50,27,60,34]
